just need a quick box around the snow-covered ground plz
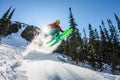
[0,26,120,80]
[0,44,120,80]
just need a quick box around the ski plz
[48,28,73,47]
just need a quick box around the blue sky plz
[0,0,120,36]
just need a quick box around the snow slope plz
[20,61,119,80]
[0,26,120,80]
[0,44,119,80]
[0,44,27,80]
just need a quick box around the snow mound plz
[18,60,120,80]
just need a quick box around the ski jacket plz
[48,23,63,32]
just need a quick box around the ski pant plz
[50,28,60,37]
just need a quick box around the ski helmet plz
[56,20,60,24]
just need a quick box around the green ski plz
[48,28,73,47]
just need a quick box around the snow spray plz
[22,25,61,56]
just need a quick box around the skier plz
[48,20,64,39]
[47,20,73,47]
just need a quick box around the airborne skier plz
[47,20,73,47]
[48,20,64,39]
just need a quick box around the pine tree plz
[64,7,82,64]
[114,13,120,33]
[107,19,120,74]
[101,20,110,42]
[2,6,12,19]
[99,25,106,42]
[0,7,13,38]
[78,33,84,65]
[8,8,15,20]
[88,24,94,42]
[94,28,104,71]
[88,24,102,70]
[107,19,118,42]
[99,25,109,64]
[94,29,99,40]
[82,28,88,63]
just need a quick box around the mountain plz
[0,24,120,80]
[1,21,42,47]
[1,23,28,47]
